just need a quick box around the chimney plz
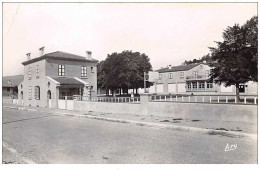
[39,47,45,56]
[26,53,31,60]
[168,65,172,69]
[86,51,92,60]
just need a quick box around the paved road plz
[2,108,257,163]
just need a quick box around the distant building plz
[148,63,257,94]
[2,74,24,98]
[18,48,98,108]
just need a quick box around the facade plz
[148,63,257,94]
[18,48,98,108]
[2,75,24,98]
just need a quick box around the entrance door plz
[239,84,245,93]
[47,90,51,107]
[21,91,23,105]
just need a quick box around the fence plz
[150,94,258,105]
[73,95,140,103]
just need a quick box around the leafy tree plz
[209,16,258,100]
[99,50,153,96]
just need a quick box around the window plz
[207,82,213,89]
[58,65,65,76]
[91,67,94,73]
[159,74,162,80]
[36,65,39,78]
[192,71,198,79]
[7,88,10,92]
[187,83,191,90]
[199,82,205,90]
[34,86,40,100]
[205,70,209,78]
[28,67,32,80]
[168,73,173,79]
[29,86,32,100]
[81,66,87,77]
[180,72,184,79]
[192,82,197,89]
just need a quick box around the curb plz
[4,106,257,141]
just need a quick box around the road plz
[2,107,257,163]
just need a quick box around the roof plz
[2,74,24,87]
[22,51,98,65]
[51,77,84,86]
[155,63,204,73]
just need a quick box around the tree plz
[98,50,153,96]
[209,16,258,100]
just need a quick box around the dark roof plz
[2,74,24,87]
[22,51,98,65]
[52,77,84,86]
[155,63,202,73]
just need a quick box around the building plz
[148,63,257,94]
[2,74,24,98]
[18,48,98,108]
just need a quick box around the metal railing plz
[73,95,140,103]
[60,96,74,100]
[150,94,258,105]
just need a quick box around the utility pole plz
[144,72,149,93]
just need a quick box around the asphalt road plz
[2,107,257,164]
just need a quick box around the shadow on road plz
[2,115,59,125]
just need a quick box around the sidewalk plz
[3,103,257,140]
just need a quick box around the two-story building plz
[18,48,98,108]
[148,63,257,94]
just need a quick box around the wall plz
[74,101,141,115]
[147,102,257,122]
[45,59,97,96]
[22,59,47,107]
[73,96,257,123]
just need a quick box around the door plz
[239,84,245,93]
[47,90,51,107]
[21,91,24,105]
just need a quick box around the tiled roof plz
[51,77,84,86]
[155,63,202,73]
[22,51,98,65]
[2,74,24,87]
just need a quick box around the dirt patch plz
[102,156,109,160]
[192,119,201,122]
[214,128,229,131]
[160,120,170,122]
[231,129,242,132]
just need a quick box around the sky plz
[2,3,257,76]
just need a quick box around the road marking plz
[3,142,36,164]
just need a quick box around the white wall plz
[220,85,233,93]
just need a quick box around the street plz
[2,107,257,164]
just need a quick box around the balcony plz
[186,75,209,80]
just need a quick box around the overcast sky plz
[3,3,257,76]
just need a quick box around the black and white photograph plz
[1,1,258,171]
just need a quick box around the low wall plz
[147,102,257,122]
[73,100,257,122]
[2,97,13,104]
[67,100,74,110]
[74,101,141,115]
[58,100,66,110]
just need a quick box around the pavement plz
[3,103,257,141]
[2,107,258,163]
